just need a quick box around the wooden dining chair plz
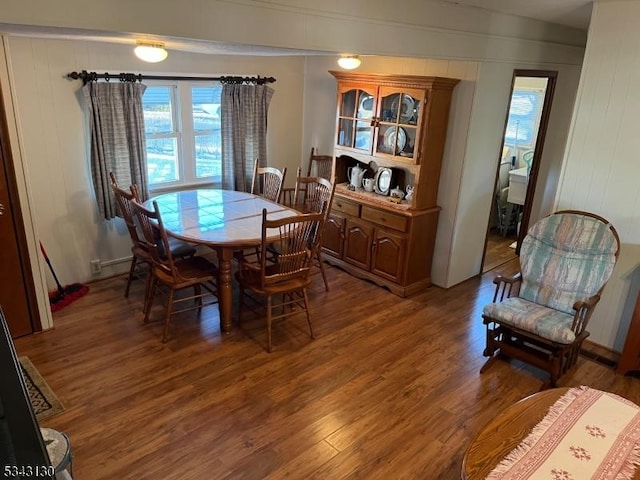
[109,172,195,297]
[234,160,289,265]
[250,158,287,203]
[236,209,324,352]
[307,147,334,181]
[282,148,334,205]
[292,173,336,291]
[130,199,219,343]
[293,173,335,215]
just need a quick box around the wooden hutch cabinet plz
[322,71,459,296]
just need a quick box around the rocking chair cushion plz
[519,212,618,315]
[483,297,576,344]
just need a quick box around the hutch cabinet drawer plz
[332,197,360,216]
[361,206,408,232]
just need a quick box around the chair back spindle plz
[307,147,334,182]
[130,200,178,282]
[251,159,287,203]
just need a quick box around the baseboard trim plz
[580,339,619,369]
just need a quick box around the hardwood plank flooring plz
[14,260,640,479]
[483,230,517,273]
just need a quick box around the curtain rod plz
[66,70,276,85]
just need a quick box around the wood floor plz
[15,260,640,479]
[482,230,517,273]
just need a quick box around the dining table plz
[144,188,300,334]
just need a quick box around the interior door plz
[0,81,40,337]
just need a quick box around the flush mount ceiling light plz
[338,55,361,70]
[134,41,168,63]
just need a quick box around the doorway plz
[0,80,41,337]
[482,70,557,273]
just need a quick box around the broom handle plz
[39,242,65,295]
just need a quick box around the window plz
[142,82,222,189]
[504,88,544,148]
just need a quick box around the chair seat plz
[133,239,195,262]
[236,265,311,295]
[155,256,218,286]
[167,237,197,258]
[483,297,576,344]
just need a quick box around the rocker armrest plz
[492,272,522,302]
[571,294,601,335]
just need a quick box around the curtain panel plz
[83,82,149,220]
[220,84,274,192]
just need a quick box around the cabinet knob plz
[0,203,5,216]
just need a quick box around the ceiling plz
[0,1,593,58]
[443,0,593,30]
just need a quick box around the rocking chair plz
[480,210,620,388]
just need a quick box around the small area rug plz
[19,356,64,421]
[488,386,640,480]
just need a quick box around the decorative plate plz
[391,94,417,123]
[358,94,374,119]
[383,127,407,154]
[374,167,392,195]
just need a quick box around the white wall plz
[443,61,581,286]
[555,0,640,349]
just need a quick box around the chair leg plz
[125,255,138,297]
[480,354,500,374]
[143,276,157,323]
[238,286,245,327]
[162,290,175,343]
[302,288,314,340]
[266,295,273,353]
[480,321,503,373]
[194,284,202,312]
[482,322,498,357]
[316,250,329,291]
[549,354,561,388]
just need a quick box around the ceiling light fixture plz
[338,55,361,70]
[134,41,168,63]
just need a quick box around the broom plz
[40,242,89,312]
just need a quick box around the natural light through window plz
[504,89,544,148]
[142,82,222,189]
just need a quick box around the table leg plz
[217,247,234,334]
